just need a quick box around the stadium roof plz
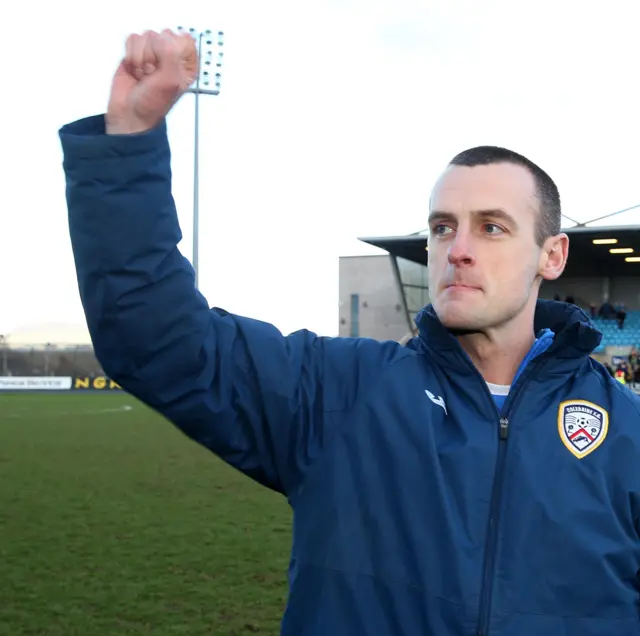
[359,225,640,278]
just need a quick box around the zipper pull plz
[499,417,509,440]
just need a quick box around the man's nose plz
[447,229,475,267]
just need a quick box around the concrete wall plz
[610,278,640,309]
[540,278,607,307]
[540,276,640,309]
[338,255,409,342]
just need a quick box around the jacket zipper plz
[476,414,509,636]
[474,358,548,636]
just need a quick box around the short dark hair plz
[448,146,561,246]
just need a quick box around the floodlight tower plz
[177,26,225,288]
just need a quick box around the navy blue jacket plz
[60,115,640,636]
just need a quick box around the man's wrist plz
[105,115,154,136]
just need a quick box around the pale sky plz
[2,0,640,339]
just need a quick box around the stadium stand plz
[0,343,103,378]
[592,312,640,349]
[0,325,103,378]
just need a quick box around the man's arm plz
[59,114,401,497]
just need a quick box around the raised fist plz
[106,29,198,135]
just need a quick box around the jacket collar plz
[412,299,602,362]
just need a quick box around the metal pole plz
[580,202,640,227]
[389,255,414,334]
[193,32,203,289]
[178,26,225,289]
[560,213,581,227]
[0,336,7,376]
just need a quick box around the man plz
[59,30,640,636]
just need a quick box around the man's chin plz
[433,300,485,333]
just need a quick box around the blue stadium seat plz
[591,311,640,351]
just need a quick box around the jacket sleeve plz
[59,114,401,497]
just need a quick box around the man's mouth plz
[446,283,481,291]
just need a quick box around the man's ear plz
[539,233,569,281]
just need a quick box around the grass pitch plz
[0,392,292,635]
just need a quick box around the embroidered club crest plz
[558,400,609,459]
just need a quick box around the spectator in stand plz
[599,300,615,319]
[616,304,627,329]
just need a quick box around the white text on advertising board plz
[0,377,73,391]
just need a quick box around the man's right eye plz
[433,225,452,236]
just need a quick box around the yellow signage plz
[73,376,122,390]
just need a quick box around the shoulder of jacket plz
[610,381,640,417]
[317,334,419,367]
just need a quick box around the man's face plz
[428,162,544,332]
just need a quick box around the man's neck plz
[458,328,536,386]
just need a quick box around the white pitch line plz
[4,405,134,419]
